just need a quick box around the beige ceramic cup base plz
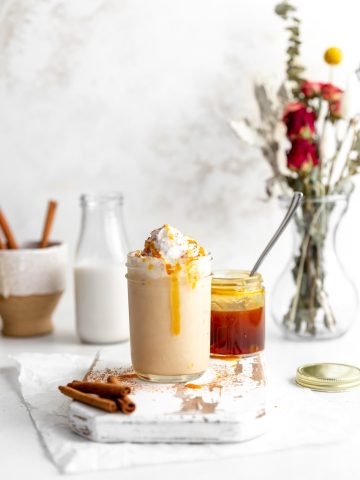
[0,241,67,337]
[0,292,63,337]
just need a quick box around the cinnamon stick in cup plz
[40,200,57,248]
[59,385,118,413]
[0,209,18,249]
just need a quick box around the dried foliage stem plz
[334,120,358,190]
[326,121,353,194]
[286,203,326,327]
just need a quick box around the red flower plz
[287,138,319,171]
[321,83,343,102]
[329,99,342,119]
[283,102,316,139]
[301,81,323,98]
[283,102,304,115]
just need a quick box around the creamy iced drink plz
[127,224,212,383]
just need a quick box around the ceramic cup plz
[0,242,67,337]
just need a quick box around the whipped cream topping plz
[141,224,206,264]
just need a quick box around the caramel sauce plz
[210,307,265,356]
[185,383,202,389]
[184,258,201,289]
[182,376,223,392]
[143,239,162,258]
[170,270,181,336]
[210,355,241,362]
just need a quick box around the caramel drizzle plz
[170,268,181,336]
[141,225,207,337]
[167,258,202,336]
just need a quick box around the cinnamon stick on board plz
[68,380,131,397]
[39,200,57,248]
[107,375,124,384]
[107,375,136,415]
[0,209,18,249]
[0,236,5,250]
[59,385,118,413]
[115,396,136,415]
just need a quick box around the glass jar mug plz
[127,254,212,383]
[211,271,265,357]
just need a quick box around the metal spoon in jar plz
[249,191,303,276]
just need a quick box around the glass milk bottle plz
[74,193,129,343]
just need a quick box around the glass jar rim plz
[278,192,351,206]
[127,251,213,266]
[212,269,263,290]
[80,192,124,207]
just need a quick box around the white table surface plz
[1,306,360,480]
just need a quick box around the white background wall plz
[1,0,360,330]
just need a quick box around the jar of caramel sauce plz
[211,270,265,357]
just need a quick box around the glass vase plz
[272,194,358,340]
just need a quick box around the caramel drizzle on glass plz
[143,225,206,337]
[166,262,181,336]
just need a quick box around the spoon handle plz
[249,192,303,276]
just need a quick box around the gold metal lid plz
[296,363,360,392]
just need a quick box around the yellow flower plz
[324,47,342,65]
